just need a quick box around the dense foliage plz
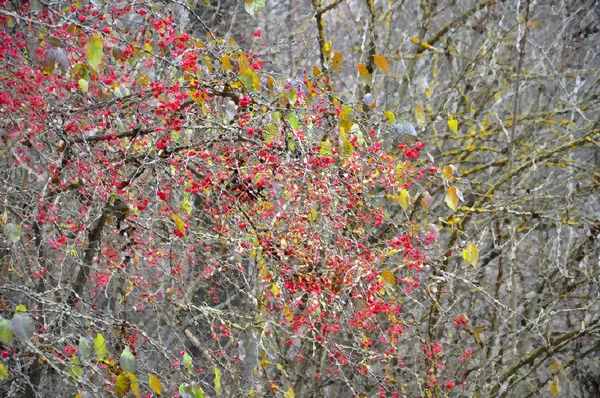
[1,0,599,397]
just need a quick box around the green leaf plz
[78,336,92,363]
[214,368,222,394]
[86,34,104,71]
[15,304,27,314]
[78,78,89,93]
[3,223,22,243]
[68,356,83,380]
[287,112,299,131]
[11,313,34,341]
[120,347,136,373]
[194,387,205,398]
[94,333,108,361]
[0,318,13,343]
[183,352,193,372]
[0,364,7,381]
[245,0,266,16]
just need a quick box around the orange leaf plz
[331,52,343,71]
[381,270,396,287]
[373,54,389,75]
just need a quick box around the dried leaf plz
[420,191,433,210]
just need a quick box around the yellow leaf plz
[445,186,462,211]
[115,373,131,398]
[260,350,267,369]
[149,375,163,394]
[550,359,562,374]
[549,376,561,396]
[283,387,295,398]
[283,305,293,322]
[313,65,322,76]
[415,103,425,124]
[221,55,233,71]
[94,333,107,361]
[448,114,458,134]
[270,284,280,296]
[373,54,389,75]
[398,189,410,211]
[172,214,185,235]
[462,243,479,266]
[78,78,89,93]
[381,270,396,288]
[0,364,7,381]
[129,374,141,398]
[384,111,395,122]
[86,34,104,71]
[331,51,343,71]
[214,368,222,394]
